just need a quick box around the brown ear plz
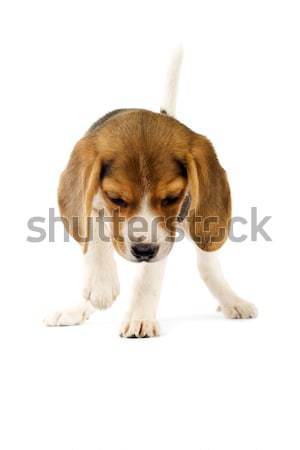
[186,135,231,251]
[58,136,101,253]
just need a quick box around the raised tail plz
[160,46,183,117]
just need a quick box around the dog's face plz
[58,109,231,261]
[94,111,191,262]
[99,148,187,262]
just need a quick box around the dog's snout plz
[131,243,159,261]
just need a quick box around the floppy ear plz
[186,135,231,251]
[58,136,101,253]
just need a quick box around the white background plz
[0,1,299,449]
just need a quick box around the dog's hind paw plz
[219,299,258,319]
[44,302,94,326]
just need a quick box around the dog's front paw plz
[219,299,258,319]
[120,319,160,338]
[83,272,120,310]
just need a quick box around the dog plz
[44,48,257,337]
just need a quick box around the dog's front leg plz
[120,258,167,338]
[197,248,257,319]
[44,214,120,326]
[82,225,120,311]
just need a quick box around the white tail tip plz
[160,46,184,118]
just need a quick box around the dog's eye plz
[110,197,128,208]
[106,193,128,208]
[161,195,180,207]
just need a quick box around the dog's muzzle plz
[131,243,159,262]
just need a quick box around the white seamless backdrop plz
[0,1,299,450]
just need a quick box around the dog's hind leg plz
[44,300,95,326]
[196,248,257,319]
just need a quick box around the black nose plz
[131,244,159,261]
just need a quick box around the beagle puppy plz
[45,48,257,337]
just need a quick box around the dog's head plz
[59,109,231,262]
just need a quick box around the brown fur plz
[58,109,231,254]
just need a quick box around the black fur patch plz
[89,109,129,132]
[100,160,113,180]
[177,193,191,222]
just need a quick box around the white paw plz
[83,271,120,310]
[120,319,160,338]
[44,305,91,327]
[219,299,258,319]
